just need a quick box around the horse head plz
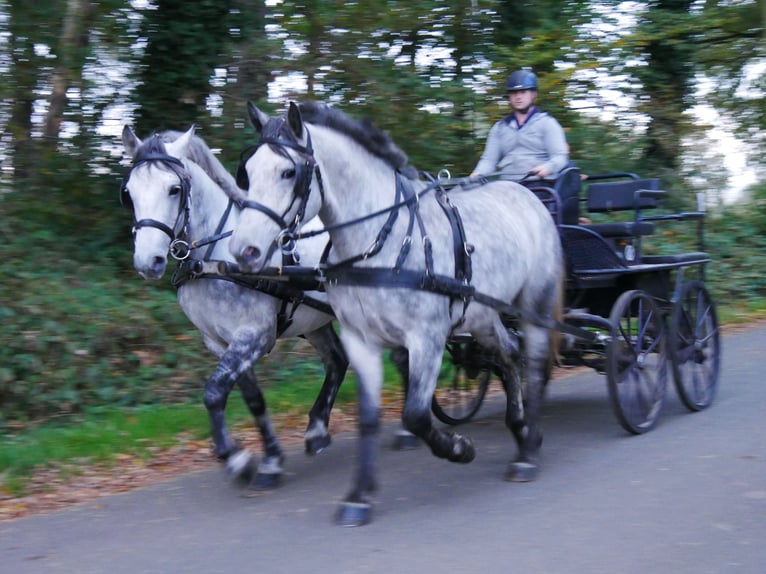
[121,125,195,280]
[230,101,323,273]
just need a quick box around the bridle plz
[235,118,323,259]
[121,152,194,260]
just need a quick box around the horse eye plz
[169,184,183,196]
[281,168,296,180]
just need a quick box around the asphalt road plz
[2,324,765,574]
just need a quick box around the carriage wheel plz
[431,340,491,425]
[607,290,668,434]
[669,280,720,411]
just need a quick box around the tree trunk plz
[44,0,93,141]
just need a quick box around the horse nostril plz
[242,245,261,264]
[152,256,166,273]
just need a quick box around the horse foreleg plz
[203,328,278,486]
[203,358,241,461]
[335,332,383,527]
[302,324,349,455]
[401,345,475,464]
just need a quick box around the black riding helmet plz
[506,69,538,92]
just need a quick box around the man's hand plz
[529,164,551,178]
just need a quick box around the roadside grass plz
[0,359,408,497]
[0,404,209,496]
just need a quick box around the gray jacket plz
[473,108,569,181]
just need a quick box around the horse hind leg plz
[389,347,419,450]
[234,368,285,489]
[504,323,551,483]
[302,324,349,455]
[401,345,476,464]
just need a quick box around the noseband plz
[121,152,193,260]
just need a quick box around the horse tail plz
[545,256,566,381]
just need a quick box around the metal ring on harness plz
[170,239,191,260]
[277,229,297,256]
[437,168,451,181]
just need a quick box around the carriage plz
[432,166,720,435]
[122,101,720,526]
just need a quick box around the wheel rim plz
[431,342,491,425]
[607,290,668,434]
[670,281,720,411]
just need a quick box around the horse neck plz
[183,160,237,259]
[312,126,403,255]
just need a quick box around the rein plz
[237,123,482,325]
[235,125,580,334]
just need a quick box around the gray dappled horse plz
[229,101,564,525]
[121,125,349,488]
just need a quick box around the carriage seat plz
[583,178,661,238]
[524,164,582,225]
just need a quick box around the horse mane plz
[139,130,243,201]
[296,101,419,180]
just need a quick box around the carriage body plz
[440,168,721,434]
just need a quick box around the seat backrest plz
[587,178,660,213]
[555,166,583,225]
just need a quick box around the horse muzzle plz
[135,253,168,281]
[234,244,267,274]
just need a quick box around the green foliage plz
[0,190,199,426]
[705,185,766,307]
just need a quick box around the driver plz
[471,69,569,182]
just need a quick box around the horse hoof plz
[391,430,420,451]
[505,461,539,482]
[335,502,372,527]
[251,472,283,490]
[305,434,332,456]
[449,434,475,463]
[226,450,256,485]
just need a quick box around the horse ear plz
[287,101,304,139]
[122,125,142,158]
[247,101,269,134]
[171,125,196,156]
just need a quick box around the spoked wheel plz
[669,280,720,411]
[431,339,491,425]
[607,290,668,434]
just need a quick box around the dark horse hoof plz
[305,433,332,456]
[391,429,420,451]
[448,433,476,463]
[225,450,257,486]
[505,461,539,482]
[251,471,283,490]
[249,454,284,490]
[335,502,372,527]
